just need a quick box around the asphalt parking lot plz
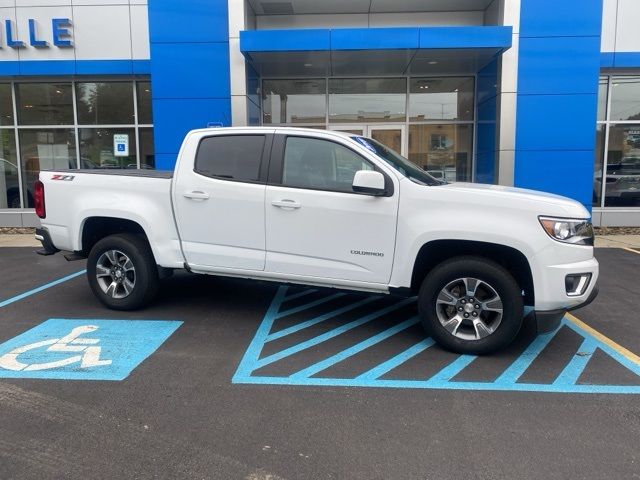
[0,247,639,479]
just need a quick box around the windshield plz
[351,136,445,186]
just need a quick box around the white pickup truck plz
[34,127,599,354]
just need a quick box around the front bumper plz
[530,285,599,333]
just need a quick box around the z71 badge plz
[51,174,75,181]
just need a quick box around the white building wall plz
[601,0,640,53]
[0,0,150,62]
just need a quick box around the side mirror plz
[352,170,386,196]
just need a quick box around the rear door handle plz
[183,191,210,201]
[271,199,301,209]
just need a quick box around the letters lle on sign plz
[1,18,72,49]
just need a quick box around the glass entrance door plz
[329,124,406,156]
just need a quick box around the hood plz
[437,182,591,218]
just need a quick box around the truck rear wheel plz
[87,233,159,310]
[418,256,523,355]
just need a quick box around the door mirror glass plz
[352,170,386,195]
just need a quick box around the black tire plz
[418,256,523,355]
[86,233,159,310]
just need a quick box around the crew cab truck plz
[34,127,599,354]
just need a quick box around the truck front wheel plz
[418,256,524,355]
[87,233,159,310]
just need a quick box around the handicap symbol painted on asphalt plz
[0,325,112,372]
[0,319,182,381]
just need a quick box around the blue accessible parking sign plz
[0,319,182,381]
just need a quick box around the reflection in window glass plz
[79,128,137,169]
[19,129,76,207]
[597,77,608,122]
[409,77,474,121]
[137,81,153,124]
[604,124,640,206]
[610,76,640,121]
[76,82,134,125]
[282,136,372,192]
[408,124,473,182]
[329,78,406,123]
[262,79,326,124]
[0,84,13,126]
[0,130,20,208]
[139,128,155,168]
[16,83,73,125]
[593,124,605,207]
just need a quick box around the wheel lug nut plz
[461,299,466,304]
[475,304,480,309]
[458,307,463,312]
[472,312,478,317]
[464,313,469,318]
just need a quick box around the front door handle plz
[183,190,210,201]
[271,199,301,209]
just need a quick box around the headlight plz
[539,217,594,246]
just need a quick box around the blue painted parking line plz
[0,318,182,380]
[233,286,640,394]
[0,270,86,308]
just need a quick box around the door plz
[265,134,399,285]
[329,124,406,156]
[173,133,271,271]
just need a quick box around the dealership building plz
[0,0,639,226]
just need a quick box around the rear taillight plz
[34,180,45,218]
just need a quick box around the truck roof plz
[187,126,362,141]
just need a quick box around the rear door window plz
[195,135,266,183]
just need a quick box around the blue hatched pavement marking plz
[283,289,318,302]
[266,296,380,342]
[233,286,640,394]
[290,316,420,379]
[254,297,414,369]
[276,292,346,319]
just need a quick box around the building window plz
[409,77,474,121]
[75,82,135,125]
[260,76,476,183]
[0,78,154,209]
[408,124,473,182]
[595,75,640,208]
[328,78,406,124]
[262,79,326,124]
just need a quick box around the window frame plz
[268,133,394,196]
[193,133,273,185]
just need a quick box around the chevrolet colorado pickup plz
[34,127,599,354]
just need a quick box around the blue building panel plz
[331,28,419,51]
[613,52,640,68]
[148,0,229,43]
[516,94,598,151]
[149,0,232,160]
[150,42,231,99]
[515,0,603,210]
[518,36,601,95]
[240,26,511,54]
[518,0,604,37]
[514,150,595,207]
[153,98,231,156]
[418,26,512,50]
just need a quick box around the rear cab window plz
[195,135,266,183]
